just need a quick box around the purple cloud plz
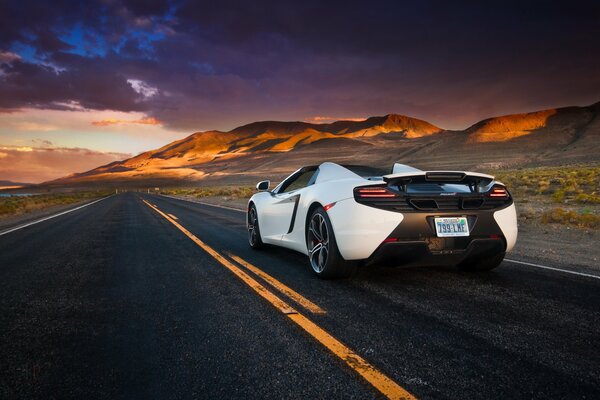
[0,0,598,132]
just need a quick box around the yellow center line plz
[143,200,295,313]
[227,253,326,315]
[142,199,416,400]
[168,213,179,220]
[287,312,415,400]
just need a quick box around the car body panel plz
[326,198,404,260]
[493,203,518,251]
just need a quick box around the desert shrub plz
[541,207,600,229]
[575,193,600,204]
[552,189,565,203]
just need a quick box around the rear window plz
[403,183,474,194]
[344,165,388,179]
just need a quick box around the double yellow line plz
[143,199,416,400]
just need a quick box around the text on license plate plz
[434,217,470,237]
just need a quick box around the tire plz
[457,251,505,271]
[306,207,356,279]
[247,204,264,249]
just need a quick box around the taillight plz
[355,187,397,198]
[489,185,509,198]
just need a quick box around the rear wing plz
[382,171,496,192]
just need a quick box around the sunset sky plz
[1,0,599,183]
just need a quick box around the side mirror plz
[256,180,270,191]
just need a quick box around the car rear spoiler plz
[382,171,495,190]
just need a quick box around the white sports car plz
[247,162,517,278]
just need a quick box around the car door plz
[260,168,317,243]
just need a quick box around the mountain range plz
[50,102,600,186]
[0,180,30,188]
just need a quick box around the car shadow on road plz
[257,243,512,289]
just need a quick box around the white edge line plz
[505,258,600,280]
[160,194,245,213]
[0,195,113,236]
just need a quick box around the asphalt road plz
[1,193,599,399]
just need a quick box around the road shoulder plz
[0,196,109,233]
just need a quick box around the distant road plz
[1,193,599,399]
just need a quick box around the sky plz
[0,0,599,183]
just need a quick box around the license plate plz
[434,217,469,237]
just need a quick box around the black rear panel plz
[354,183,513,212]
[365,209,508,266]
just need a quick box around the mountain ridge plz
[0,180,31,187]
[48,103,600,186]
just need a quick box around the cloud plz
[0,0,598,133]
[31,139,54,147]
[0,144,131,183]
[128,79,159,98]
[91,116,161,126]
[14,122,58,131]
[0,108,183,157]
[0,58,149,112]
[0,145,33,152]
[0,51,21,63]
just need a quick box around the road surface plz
[1,193,599,399]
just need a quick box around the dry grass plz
[0,191,111,219]
[541,208,600,229]
[492,165,599,229]
[493,165,600,204]
[162,186,254,199]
